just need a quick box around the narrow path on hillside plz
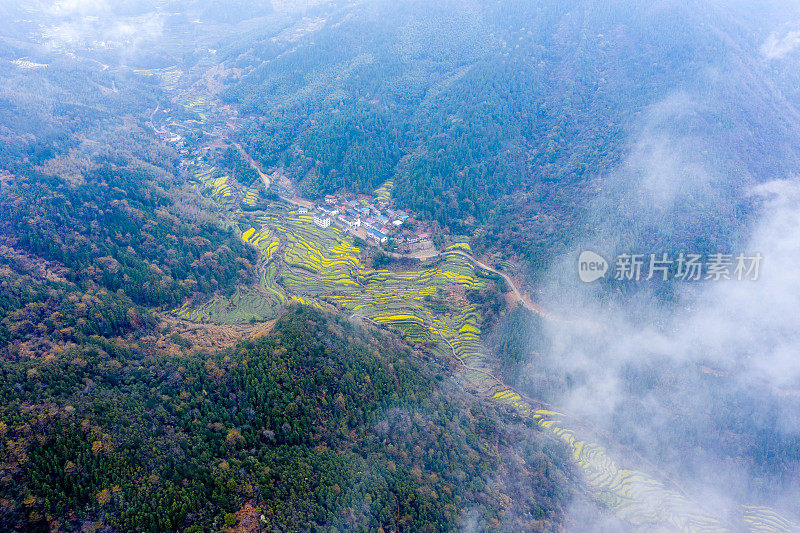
[390,247,548,315]
[234,142,271,189]
[440,250,548,315]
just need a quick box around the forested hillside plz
[4,165,256,308]
[0,18,576,531]
[220,0,800,273]
[0,52,258,359]
[0,305,572,531]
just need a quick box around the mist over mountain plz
[217,0,800,271]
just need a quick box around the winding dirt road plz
[440,250,547,315]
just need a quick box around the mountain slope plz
[0,305,573,531]
[220,0,800,272]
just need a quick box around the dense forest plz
[0,306,572,531]
[0,249,154,358]
[0,43,259,359]
[3,164,256,309]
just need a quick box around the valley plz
[3,2,800,530]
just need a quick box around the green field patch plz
[176,286,278,324]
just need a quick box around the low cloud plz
[39,0,163,59]
[681,179,800,386]
[624,93,712,208]
[541,106,800,415]
[528,87,800,520]
[761,28,800,59]
[47,0,109,17]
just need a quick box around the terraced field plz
[134,66,182,91]
[176,286,278,324]
[12,58,47,69]
[373,179,393,202]
[181,94,212,122]
[446,242,472,252]
[186,153,236,205]
[242,186,260,207]
[230,206,492,373]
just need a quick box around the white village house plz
[313,215,331,228]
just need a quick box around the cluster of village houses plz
[154,111,434,249]
[152,109,434,250]
[300,194,431,246]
